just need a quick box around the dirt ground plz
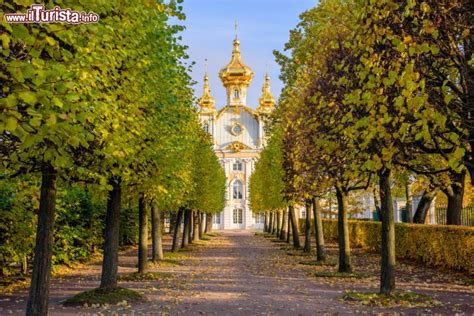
[0,230,472,315]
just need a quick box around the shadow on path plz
[0,230,472,315]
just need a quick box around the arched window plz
[203,122,209,133]
[232,180,243,199]
[233,89,240,99]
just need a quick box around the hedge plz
[299,219,474,273]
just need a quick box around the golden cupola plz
[257,73,276,114]
[197,73,216,113]
[219,37,254,106]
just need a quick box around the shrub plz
[63,287,145,306]
[0,180,38,276]
[0,179,106,277]
[300,219,474,272]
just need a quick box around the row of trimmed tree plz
[250,0,472,296]
[1,1,225,315]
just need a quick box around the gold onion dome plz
[257,73,276,113]
[197,73,216,111]
[219,38,254,87]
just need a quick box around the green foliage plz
[0,179,37,276]
[119,202,139,246]
[270,0,470,208]
[316,219,474,272]
[118,272,174,282]
[298,260,337,267]
[53,186,104,266]
[0,179,105,276]
[1,1,226,294]
[186,132,226,215]
[63,287,144,306]
[249,125,287,212]
[310,271,368,278]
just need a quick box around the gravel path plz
[0,230,472,315]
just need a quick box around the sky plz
[179,0,316,109]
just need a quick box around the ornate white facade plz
[197,36,276,230]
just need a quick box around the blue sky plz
[179,0,316,109]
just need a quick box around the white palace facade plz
[197,36,276,230]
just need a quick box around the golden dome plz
[219,38,254,87]
[257,73,276,114]
[198,73,216,112]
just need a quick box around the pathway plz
[0,230,472,315]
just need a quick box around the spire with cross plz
[234,20,238,39]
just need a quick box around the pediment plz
[216,105,257,119]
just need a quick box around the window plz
[231,123,243,136]
[233,208,243,224]
[232,180,243,199]
[203,122,209,133]
[254,213,264,224]
[233,161,243,171]
[233,89,240,99]
[213,213,221,224]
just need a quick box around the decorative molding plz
[225,141,251,152]
[216,105,258,119]
[230,121,244,136]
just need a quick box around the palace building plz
[197,36,276,230]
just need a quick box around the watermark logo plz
[4,4,99,24]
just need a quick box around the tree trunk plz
[169,211,177,234]
[413,187,438,223]
[199,212,204,239]
[304,200,311,253]
[468,132,474,186]
[26,164,58,316]
[405,181,413,223]
[100,176,122,289]
[276,211,281,237]
[312,197,326,261]
[280,208,287,240]
[373,188,382,221]
[138,195,148,273]
[182,209,190,248]
[264,212,269,232]
[193,211,200,242]
[272,212,277,234]
[379,169,396,295]
[446,172,465,225]
[286,209,291,243]
[188,210,193,244]
[269,212,274,234]
[205,213,212,233]
[22,256,28,275]
[335,185,352,273]
[172,208,184,252]
[289,205,301,248]
[151,202,164,262]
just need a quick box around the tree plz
[272,0,469,295]
[2,0,202,310]
[275,0,370,272]
[1,1,113,311]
